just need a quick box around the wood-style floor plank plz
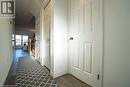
[55,74,91,87]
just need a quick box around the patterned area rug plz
[16,58,58,87]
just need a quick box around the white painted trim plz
[50,0,54,79]
[0,56,13,86]
[98,0,104,87]
[40,9,45,66]
[52,71,68,78]
[0,83,3,87]
[50,71,54,77]
[101,0,104,87]
[67,0,72,74]
[0,74,5,86]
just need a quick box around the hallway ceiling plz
[15,0,44,35]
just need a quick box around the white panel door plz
[44,2,51,69]
[69,0,102,87]
[35,20,41,62]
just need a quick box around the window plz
[15,35,29,47]
[16,35,22,46]
[23,35,28,46]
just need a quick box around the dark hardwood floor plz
[55,74,91,87]
[4,49,29,86]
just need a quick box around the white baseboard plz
[0,83,3,87]
[50,71,54,77]
[51,71,68,78]
[0,67,9,87]
[0,78,4,87]
[0,57,13,86]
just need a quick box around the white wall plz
[103,0,130,87]
[51,0,68,77]
[0,18,13,85]
[35,0,68,77]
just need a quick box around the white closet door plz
[69,0,102,87]
[35,19,40,62]
[44,2,51,69]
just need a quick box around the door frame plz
[68,0,104,87]
[41,0,52,70]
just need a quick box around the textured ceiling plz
[15,0,44,35]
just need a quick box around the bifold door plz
[44,1,51,69]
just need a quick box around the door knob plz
[70,37,74,40]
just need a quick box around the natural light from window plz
[16,35,22,46]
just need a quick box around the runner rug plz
[16,58,58,87]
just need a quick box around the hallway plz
[0,0,130,87]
